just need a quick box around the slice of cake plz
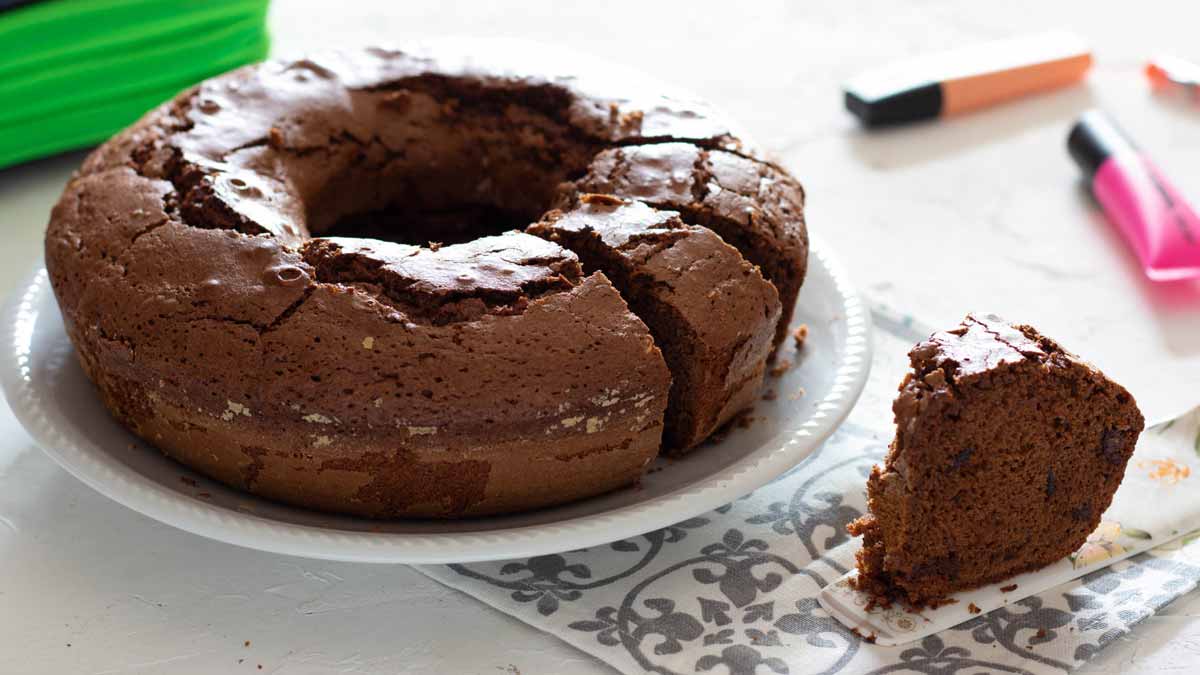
[529,194,781,452]
[848,313,1144,607]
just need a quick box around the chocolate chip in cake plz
[950,447,974,471]
[1070,502,1093,522]
[1100,428,1129,464]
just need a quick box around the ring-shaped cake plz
[45,43,808,518]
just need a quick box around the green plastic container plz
[0,0,271,169]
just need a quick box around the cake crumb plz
[850,628,877,644]
[769,359,792,377]
[428,241,443,251]
[792,324,809,350]
[761,389,777,401]
[580,193,625,206]
[244,640,251,647]
[1000,584,1018,593]
[221,400,252,421]
[789,387,807,401]
[619,109,644,131]
[197,492,212,499]
[179,476,198,487]
[968,603,981,614]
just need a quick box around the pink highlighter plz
[1068,110,1200,281]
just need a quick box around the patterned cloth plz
[416,311,1200,674]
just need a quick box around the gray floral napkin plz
[416,309,1200,674]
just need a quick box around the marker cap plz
[1067,110,1138,179]
[844,82,942,126]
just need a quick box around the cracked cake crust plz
[45,45,808,518]
[563,142,807,350]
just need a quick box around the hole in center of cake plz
[285,79,601,245]
[320,203,535,247]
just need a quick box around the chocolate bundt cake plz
[45,44,809,518]
[848,314,1144,606]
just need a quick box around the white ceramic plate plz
[1,238,870,563]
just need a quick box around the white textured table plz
[2,2,1198,672]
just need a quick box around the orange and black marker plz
[844,32,1093,127]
